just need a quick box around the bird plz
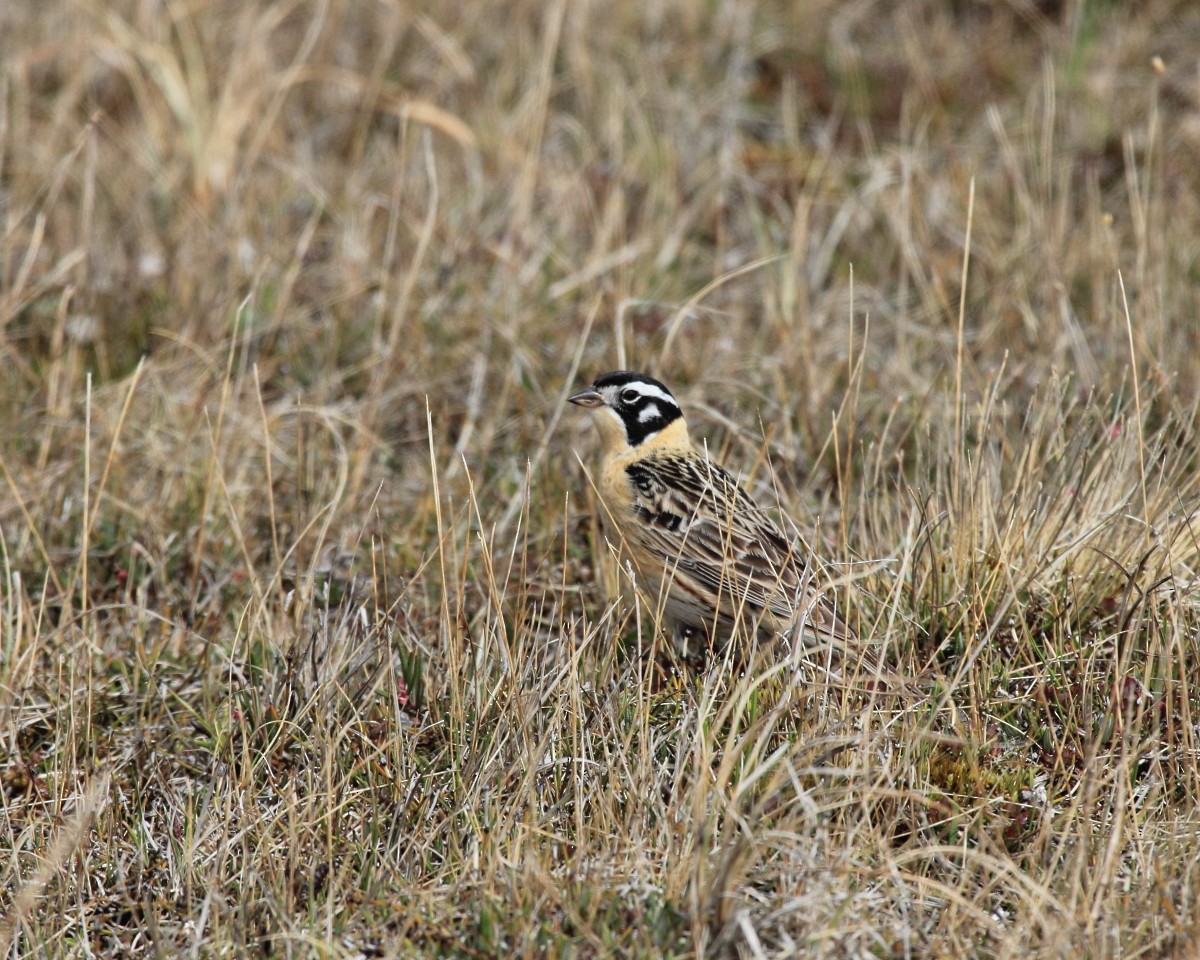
[568,370,877,678]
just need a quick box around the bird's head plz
[568,370,687,450]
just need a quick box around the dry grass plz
[3,0,1200,956]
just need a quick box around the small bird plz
[569,370,873,675]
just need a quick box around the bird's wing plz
[623,454,856,643]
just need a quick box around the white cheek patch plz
[638,402,661,423]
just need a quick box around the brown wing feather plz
[624,453,856,645]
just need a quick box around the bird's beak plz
[567,388,604,408]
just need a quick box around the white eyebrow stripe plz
[637,402,661,422]
[623,382,677,406]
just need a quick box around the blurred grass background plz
[3,0,1200,956]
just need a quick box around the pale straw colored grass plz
[3,1,1200,956]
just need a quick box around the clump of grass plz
[4,1,1200,957]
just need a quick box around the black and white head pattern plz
[593,371,683,446]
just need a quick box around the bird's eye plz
[619,388,640,405]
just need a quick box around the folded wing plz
[624,455,856,645]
